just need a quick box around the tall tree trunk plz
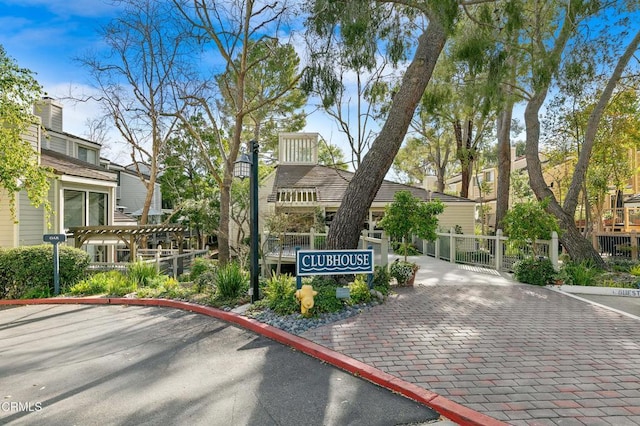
[218,172,232,263]
[527,28,640,267]
[495,105,513,231]
[326,21,447,250]
[455,119,475,198]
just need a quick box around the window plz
[89,192,106,226]
[78,146,97,164]
[63,189,108,230]
[64,190,85,229]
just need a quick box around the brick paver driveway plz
[301,263,640,425]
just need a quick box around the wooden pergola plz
[68,224,186,259]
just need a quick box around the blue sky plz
[1,0,124,142]
[0,0,123,87]
[0,0,354,164]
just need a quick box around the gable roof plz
[268,164,472,204]
[41,149,117,182]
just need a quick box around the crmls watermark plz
[0,401,43,412]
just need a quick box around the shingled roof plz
[41,149,117,182]
[267,164,471,204]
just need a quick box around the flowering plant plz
[389,260,418,286]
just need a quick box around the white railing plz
[414,229,559,272]
[89,249,210,278]
[260,228,558,273]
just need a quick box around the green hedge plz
[0,245,90,299]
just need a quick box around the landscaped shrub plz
[560,260,602,286]
[68,271,125,295]
[215,261,247,298]
[193,271,217,293]
[605,257,636,272]
[513,257,556,286]
[310,276,344,314]
[0,245,90,299]
[264,274,298,315]
[348,275,371,305]
[629,264,640,277]
[190,257,217,282]
[373,265,390,295]
[127,261,158,287]
[105,275,137,296]
[136,277,186,299]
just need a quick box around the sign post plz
[295,249,375,294]
[43,234,67,295]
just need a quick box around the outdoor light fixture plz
[234,140,260,303]
[233,153,252,179]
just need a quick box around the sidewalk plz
[301,256,640,425]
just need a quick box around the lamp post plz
[234,140,260,303]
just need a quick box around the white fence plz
[413,229,559,272]
[89,249,210,278]
[261,228,558,272]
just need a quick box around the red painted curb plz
[1,297,507,426]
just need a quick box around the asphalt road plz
[0,304,441,426]
[573,293,640,317]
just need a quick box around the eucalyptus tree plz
[305,0,454,250]
[421,19,502,199]
[518,0,640,265]
[544,89,640,232]
[78,0,192,225]
[392,124,454,189]
[171,0,305,263]
[305,0,516,250]
[0,45,52,221]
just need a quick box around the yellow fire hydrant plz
[295,284,318,316]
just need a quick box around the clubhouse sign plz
[296,249,374,276]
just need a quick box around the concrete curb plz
[0,297,507,426]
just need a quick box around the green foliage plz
[559,261,602,286]
[310,276,344,314]
[190,257,217,282]
[605,257,636,273]
[629,264,640,277]
[348,276,371,305]
[215,261,247,298]
[69,271,125,295]
[513,257,556,286]
[127,261,158,287]
[391,242,420,256]
[264,274,298,315]
[389,260,418,286]
[379,190,444,261]
[0,46,53,220]
[0,245,90,299]
[105,277,138,296]
[372,265,391,295]
[193,271,217,294]
[503,198,560,256]
[136,278,187,299]
[318,141,348,170]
